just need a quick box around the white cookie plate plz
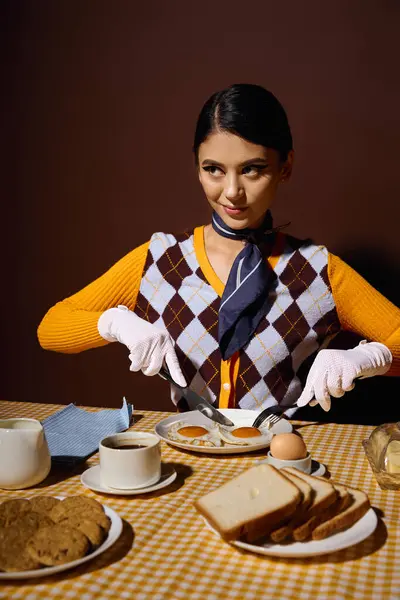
[155,409,293,455]
[204,508,378,557]
[0,496,123,580]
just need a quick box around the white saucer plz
[309,460,326,477]
[81,463,177,495]
[257,458,326,477]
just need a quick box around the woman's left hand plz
[296,341,392,411]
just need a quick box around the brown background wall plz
[1,1,399,423]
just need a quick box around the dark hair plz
[193,83,293,164]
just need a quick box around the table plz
[0,401,399,600]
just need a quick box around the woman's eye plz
[242,165,267,176]
[203,166,224,176]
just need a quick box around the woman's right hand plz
[97,306,187,387]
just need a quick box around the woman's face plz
[198,132,293,229]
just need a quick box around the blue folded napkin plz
[42,398,133,466]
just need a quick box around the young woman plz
[38,84,400,415]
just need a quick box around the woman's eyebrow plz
[201,159,224,167]
[241,158,268,167]
[201,157,267,167]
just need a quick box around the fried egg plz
[218,425,273,446]
[167,421,222,446]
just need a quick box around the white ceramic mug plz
[0,418,51,489]
[99,432,161,490]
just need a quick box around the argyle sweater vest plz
[133,230,341,410]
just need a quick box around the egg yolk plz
[232,427,262,439]
[177,426,209,438]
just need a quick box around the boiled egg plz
[270,433,307,460]
[218,425,272,446]
[167,421,222,447]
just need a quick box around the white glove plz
[297,341,392,412]
[97,305,187,387]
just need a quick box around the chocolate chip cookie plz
[60,515,106,547]
[0,498,32,527]
[0,522,41,572]
[50,497,110,532]
[29,496,60,516]
[27,524,90,566]
[50,496,104,522]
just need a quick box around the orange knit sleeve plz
[37,241,150,354]
[328,253,400,376]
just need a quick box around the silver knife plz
[158,367,235,427]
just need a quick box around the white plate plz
[0,496,123,580]
[81,463,177,495]
[155,409,293,455]
[204,508,378,557]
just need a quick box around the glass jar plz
[363,422,400,490]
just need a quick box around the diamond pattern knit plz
[134,232,341,410]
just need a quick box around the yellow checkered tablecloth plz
[0,401,399,600]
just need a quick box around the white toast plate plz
[204,508,378,557]
[155,409,292,455]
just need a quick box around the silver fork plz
[252,405,287,430]
[260,413,282,429]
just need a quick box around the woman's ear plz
[280,150,294,183]
[197,163,204,186]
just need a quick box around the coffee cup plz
[99,432,161,490]
[0,418,51,489]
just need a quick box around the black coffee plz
[106,443,147,450]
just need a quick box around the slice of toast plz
[291,480,354,541]
[283,470,313,510]
[292,496,342,541]
[270,469,314,543]
[293,481,366,541]
[311,487,370,540]
[194,464,302,542]
[282,468,338,517]
[276,468,338,542]
[330,482,352,513]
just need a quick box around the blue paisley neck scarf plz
[212,210,288,360]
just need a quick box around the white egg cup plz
[266,451,312,474]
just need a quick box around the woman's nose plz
[224,175,243,202]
